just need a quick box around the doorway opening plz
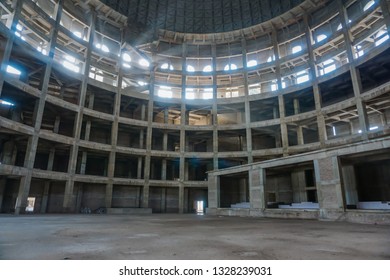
[25,197,36,212]
[195,200,204,215]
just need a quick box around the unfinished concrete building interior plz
[1,0,390,260]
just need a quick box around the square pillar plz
[249,168,266,210]
[314,157,345,220]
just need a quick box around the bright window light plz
[73,31,82,38]
[375,30,389,46]
[161,63,174,70]
[187,65,195,72]
[158,86,172,98]
[6,65,21,76]
[203,88,213,99]
[322,59,337,74]
[139,58,150,67]
[292,46,302,54]
[63,61,80,73]
[96,43,109,53]
[63,56,79,73]
[271,84,278,91]
[332,126,337,136]
[185,88,195,99]
[317,34,327,43]
[203,65,212,72]
[297,74,309,84]
[101,45,109,53]
[16,23,23,31]
[355,45,364,58]
[224,64,237,71]
[122,53,131,62]
[267,55,276,63]
[138,81,147,86]
[337,20,351,31]
[203,91,213,99]
[364,0,375,11]
[247,60,258,67]
[370,126,378,130]
[123,63,131,68]
[65,55,76,63]
[0,99,14,106]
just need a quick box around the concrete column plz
[241,38,253,164]
[161,188,166,212]
[138,106,145,179]
[64,8,96,212]
[341,165,358,206]
[294,99,304,145]
[291,171,307,203]
[142,59,155,209]
[338,0,369,137]
[271,28,289,154]
[161,131,168,180]
[212,44,219,170]
[137,157,143,179]
[249,168,266,210]
[314,156,345,220]
[380,0,390,31]
[207,174,220,212]
[40,181,50,213]
[79,94,94,175]
[106,53,123,209]
[0,178,6,212]
[178,43,187,214]
[15,0,64,214]
[0,0,23,96]
[304,14,327,146]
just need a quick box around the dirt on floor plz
[0,214,389,260]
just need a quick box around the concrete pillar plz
[64,8,96,212]
[338,0,369,137]
[341,165,359,206]
[0,0,23,96]
[303,15,327,146]
[15,0,64,214]
[178,43,187,214]
[212,44,219,170]
[241,38,253,164]
[106,56,123,208]
[40,181,50,213]
[207,174,220,212]
[314,157,345,220]
[249,168,266,210]
[239,177,247,202]
[271,28,289,154]
[291,171,307,203]
[137,157,143,179]
[294,99,304,145]
[380,0,390,31]
[0,178,6,212]
[161,188,166,212]
[142,58,155,209]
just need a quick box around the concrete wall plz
[111,185,142,208]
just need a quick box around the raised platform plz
[106,208,152,214]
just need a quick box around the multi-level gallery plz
[0,0,389,225]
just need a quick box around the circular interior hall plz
[0,0,390,223]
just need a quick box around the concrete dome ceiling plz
[100,0,305,34]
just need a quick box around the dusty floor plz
[0,214,389,260]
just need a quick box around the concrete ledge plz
[107,208,152,214]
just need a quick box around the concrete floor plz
[1,214,389,260]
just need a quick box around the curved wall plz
[0,0,390,214]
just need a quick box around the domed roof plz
[100,0,305,34]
